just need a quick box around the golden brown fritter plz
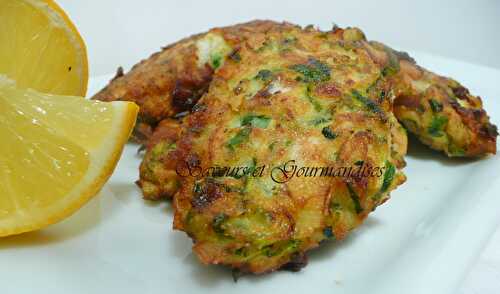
[92,20,294,142]
[168,24,406,273]
[93,20,496,273]
[136,24,414,201]
[137,118,183,200]
[92,20,497,157]
[390,58,497,156]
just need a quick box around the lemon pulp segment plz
[0,0,88,95]
[0,79,138,235]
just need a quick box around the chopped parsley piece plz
[380,161,395,193]
[428,116,448,137]
[255,69,273,82]
[352,90,383,115]
[241,114,271,128]
[428,99,443,113]
[290,58,331,83]
[227,127,251,150]
[347,183,363,214]
[210,53,223,69]
[322,126,337,139]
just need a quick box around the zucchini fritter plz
[92,20,289,142]
[170,24,406,273]
[138,118,183,199]
[390,59,498,156]
[92,20,497,157]
[92,20,496,273]
[136,23,410,201]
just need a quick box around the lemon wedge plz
[0,77,138,237]
[0,0,88,96]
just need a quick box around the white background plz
[59,0,500,75]
[57,1,500,293]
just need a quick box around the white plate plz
[1,52,499,294]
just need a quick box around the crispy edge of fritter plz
[364,40,497,156]
[93,20,497,157]
[92,33,210,142]
[393,60,498,156]
[136,118,183,200]
[91,20,295,143]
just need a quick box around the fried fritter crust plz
[390,58,498,156]
[92,20,294,142]
[92,20,496,272]
[137,118,183,200]
[171,24,406,273]
[344,40,497,157]
[136,23,411,200]
[92,20,496,157]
